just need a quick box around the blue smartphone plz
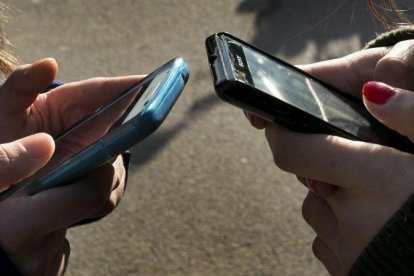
[2,57,189,199]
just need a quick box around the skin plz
[246,40,414,275]
[0,58,143,275]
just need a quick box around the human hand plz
[0,58,143,152]
[245,42,414,275]
[0,58,137,274]
[0,152,126,275]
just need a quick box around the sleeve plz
[348,27,414,275]
[348,194,414,275]
[363,26,414,49]
[0,246,22,275]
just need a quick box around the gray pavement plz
[3,1,390,275]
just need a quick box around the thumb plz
[362,81,414,141]
[0,58,58,115]
[0,133,55,187]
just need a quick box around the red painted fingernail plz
[362,81,396,105]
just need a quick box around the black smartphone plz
[206,32,414,153]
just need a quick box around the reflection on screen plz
[227,39,376,142]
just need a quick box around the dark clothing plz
[349,26,414,275]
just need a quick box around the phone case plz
[3,57,189,199]
[206,32,414,153]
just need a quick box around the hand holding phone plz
[1,57,189,199]
[206,32,414,153]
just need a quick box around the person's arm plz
[246,41,414,275]
[349,29,414,276]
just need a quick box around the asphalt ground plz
[1,1,401,275]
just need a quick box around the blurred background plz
[2,0,409,275]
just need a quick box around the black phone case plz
[206,32,414,154]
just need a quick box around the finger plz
[374,40,414,91]
[24,162,117,233]
[264,123,396,190]
[47,75,145,112]
[304,179,337,198]
[363,81,414,142]
[297,176,337,198]
[0,133,55,187]
[312,237,341,276]
[299,47,388,98]
[302,192,341,252]
[90,155,126,218]
[45,75,145,136]
[0,58,57,116]
[243,111,267,129]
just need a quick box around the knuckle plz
[97,182,124,217]
[0,144,13,165]
[0,144,18,183]
[375,51,414,89]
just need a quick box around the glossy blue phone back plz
[12,57,189,197]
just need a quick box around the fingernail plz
[23,133,54,159]
[362,81,396,105]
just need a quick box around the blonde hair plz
[367,0,412,28]
[0,1,410,75]
[0,3,16,74]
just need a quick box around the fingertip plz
[22,133,55,160]
[28,58,58,85]
[244,111,267,129]
[0,58,59,113]
[251,115,267,129]
[0,133,55,186]
[362,81,396,106]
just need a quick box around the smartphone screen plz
[224,38,379,143]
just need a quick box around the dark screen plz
[226,38,378,142]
